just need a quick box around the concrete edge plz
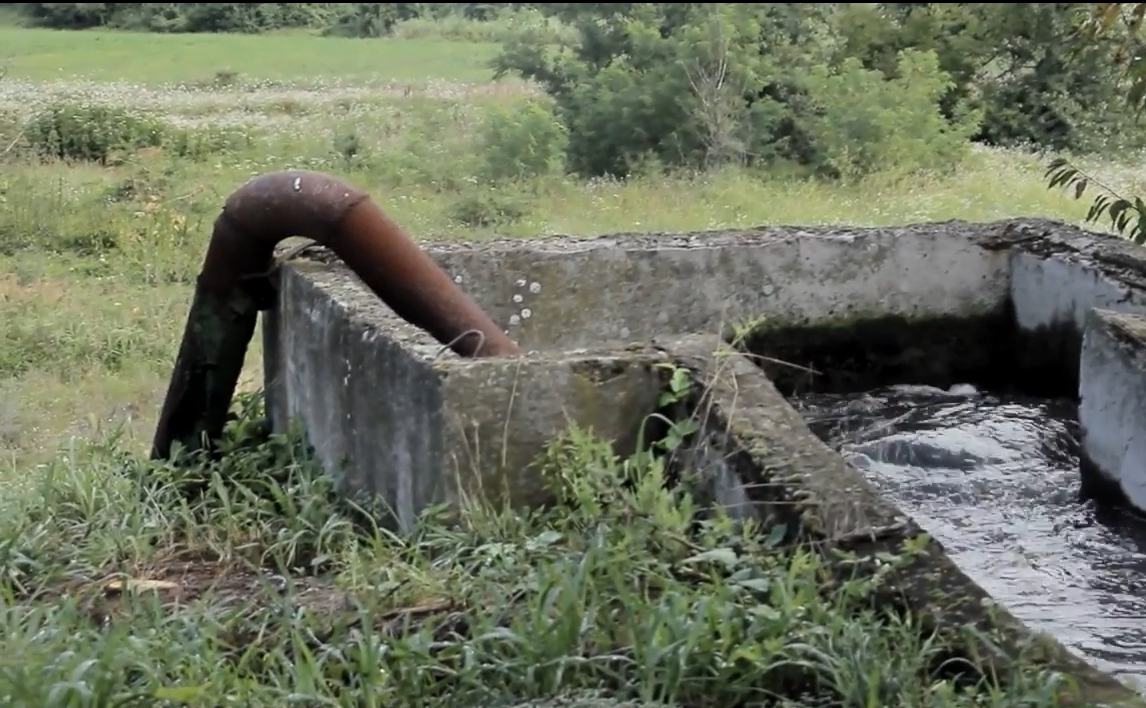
[659,333,1141,707]
[420,217,1115,255]
[432,348,669,511]
[1079,308,1146,513]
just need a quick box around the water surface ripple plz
[793,386,1146,688]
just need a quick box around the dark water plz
[793,385,1146,689]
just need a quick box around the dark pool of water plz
[792,385,1146,689]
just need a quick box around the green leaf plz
[683,547,740,569]
[154,685,209,702]
[764,523,787,548]
[732,577,771,593]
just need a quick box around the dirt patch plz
[50,557,463,641]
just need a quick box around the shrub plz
[24,105,167,165]
[448,191,528,228]
[797,49,981,180]
[497,3,1142,178]
[477,100,568,184]
[833,3,1144,154]
[496,4,970,179]
[496,4,801,178]
[391,7,578,44]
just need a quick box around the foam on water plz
[794,385,1146,690]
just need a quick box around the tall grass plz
[0,398,1069,707]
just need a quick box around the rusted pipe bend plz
[204,170,518,357]
[151,170,519,460]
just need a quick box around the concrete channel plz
[262,217,1146,707]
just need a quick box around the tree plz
[1045,3,1146,244]
[837,3,1136,152]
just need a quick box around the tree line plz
[5,3,545,34]
[9,3,1146,239]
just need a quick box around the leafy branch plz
[1045,156,1146,244]
[1043,4,1146,245]
[1081,3,1146,108]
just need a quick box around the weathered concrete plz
[265,218,1146,521]
[1003,220,1146,334]
[428,222,1011,350]
[660,334,1136,707]
[1079,309,1146,510]
[263,260,665,529]
[262,217,1146,706]
[995,219,1146,393]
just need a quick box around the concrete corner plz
[657,334,1140,707]
[263,259,665,529]
[1080,308,1146,512]
[435,349,666,513]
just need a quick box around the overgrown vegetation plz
[9,3,1143,162]
[8,2,581,36]
[0,394,1071,706]
[0,4,1143,701]
[1044,3,1146,245]
[4,2,1141,464]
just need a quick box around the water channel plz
[791,385,1146,689]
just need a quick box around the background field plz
[0,25,504,82]
[3,13,1136,478]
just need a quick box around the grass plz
[0,26,504,83]
[0,21,1138,706]
[0,402,1070,707]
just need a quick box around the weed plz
[0,396,1067,707]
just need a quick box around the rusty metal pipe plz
[151,170,518,460]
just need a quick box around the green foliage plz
[448,190,528,228]
[800,49,980,180]
[1047,3,1146,112]
[18,3,1141,166]
[492,3,1144,179]
[836,3,1141,154]
[15,3,546,35]
[0,398,1070,707]
[1046,157,1146,245]
[496,4,977,179]
[20,3,349,33]
[1042,3,1146,244]
[23,104,165,164]
[20,103,249,166]
[390,6,578,44]
[477,99,568,183]
[322,2,419,38]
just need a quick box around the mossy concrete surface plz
[263,261,666,530]
[425,222,1011,352]
[262,217,1146,706]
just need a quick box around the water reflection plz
[793,385,1146,687]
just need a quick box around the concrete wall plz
[1006,220,1146,335]
[264,261,665,529]
[264,218,1146,526]
[263,260,446,528]
[1079,309,1146,511]
[427,222,1012,351]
